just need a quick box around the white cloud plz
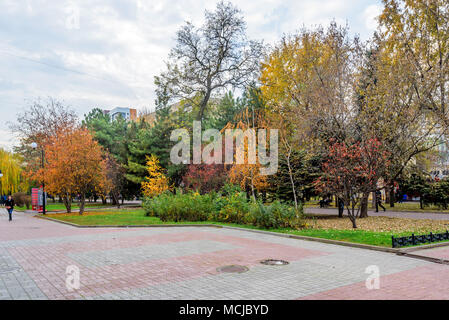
[363,4,383,31]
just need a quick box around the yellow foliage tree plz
[141,155,171,198]
[0,149,29,195]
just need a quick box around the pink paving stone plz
[6,212,449,300]
[411,247,449,261]
[0,213,128,241]
[7,228,328,298]
[297,264,449,300]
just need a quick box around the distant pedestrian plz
[338,198,344,218]
[5,195,15,221]
[375,190,386,212]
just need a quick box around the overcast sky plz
[0,0,383,150]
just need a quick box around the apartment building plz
[103,107,137,121]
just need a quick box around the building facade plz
[430,141,449,179]
[103,107,137,121]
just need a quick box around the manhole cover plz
[217,265,249,274]
[260,259,289,266]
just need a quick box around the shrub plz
[210,192,251,224]
[142,187,305,230]
[143,192,215,222]
[220,183,243,197]
[12,192,31,209]
[250,200,305,229]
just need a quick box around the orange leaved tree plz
[224,109,269,201]
[36,127,108,214]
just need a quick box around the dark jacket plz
[5,199,14,209]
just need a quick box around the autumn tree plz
[35,127,107,214]
[141,155,172,198]
[104,155,126,207]
[10,98,78,152]
[355,0,449,206]
[225,107,270,201]
[10,98,79,185]
[314,139,391,228]
[155,1,263,122]
[183,164,227,194]
[0,149,29,195]
[261,23,362,145]
[261,23,363,209]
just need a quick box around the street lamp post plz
[31,143,46,215]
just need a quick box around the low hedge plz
[143,190,305,230]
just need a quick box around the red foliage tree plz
[314,138,391,228]
[182,164,228,194]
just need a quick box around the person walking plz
[337,197,344,218]
[5,195,15,221]
[375,190,386,212]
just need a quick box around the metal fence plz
[392,231,449,248]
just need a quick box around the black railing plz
[392,231,449,248]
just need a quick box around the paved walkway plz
[306,207,449,220]
[1,210,449,300]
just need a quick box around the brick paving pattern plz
[411,247,449,261]
[0,210,448,300]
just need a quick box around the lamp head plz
[31,142,38,149]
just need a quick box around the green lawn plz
[41,208,422,248]
[15,202,116,212]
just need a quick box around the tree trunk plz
[197,88,212,122]
[389,187,395,208]
[63,194,71,213]
[347,207,357,229]
[112,192,121,208]
[250,181,256,203]
[79,193,85,215]
[286,152,298,209]
[350,217,357,229]
[385,185,390,204]
[360,193,369,218]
